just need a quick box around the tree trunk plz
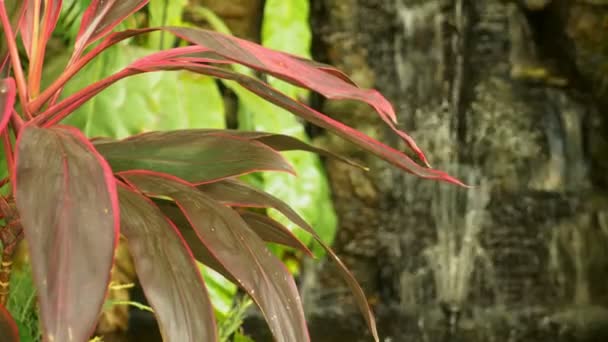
[298,1,608,341]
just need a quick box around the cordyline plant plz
[0,1,464,341]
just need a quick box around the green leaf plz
[118,184,218,342]
[14,125,119,342]
[148,0,187,50]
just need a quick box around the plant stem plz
[0,1,31,119]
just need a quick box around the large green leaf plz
[118,184,217,342]
[14,125,119,342]
[94,130,294,183]
[121,171,310,342]
[43,44,226,138]
[148,0,187,50]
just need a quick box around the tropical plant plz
[0,1,464,341]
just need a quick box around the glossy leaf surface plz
[121,171,310,342]
[14,125,119,342]
[94,130,294,183]
[0,303,19,342]
[118,184,217,342]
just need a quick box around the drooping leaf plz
[14,125,119,342]
[133,62,463,186]
[239,211,313,256]
[74,0,149,57]
[197,179,379,341]
[0,78,16,133]
[121,171,310,342]
[0,303,19,342]
[243,0,338,256]
[94,130,294,183]
[118,184,217,342]
[161,26,432,165]
[198,129,364,169]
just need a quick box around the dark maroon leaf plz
[94,128,364,169]
[94,130,294,183]
[124,62,464,186]
[198,178,379,341]
[198,129,365,169]
[0,78,16,133]
[121,171,310,342]
[118,184,217,342]
[14,125,119,342]
[74,0,149,57]
[239,211,313,257]
[153,198,238,283]
[0,303,19,342]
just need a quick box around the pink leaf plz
[74,0,149,58]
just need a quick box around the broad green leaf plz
[0,302,19,342]
[122,171,310,342]
[118,184,218,342]
[14,125,119,342]
[95,130,294,183]
[148,0,187,50]
[44,44,226,138]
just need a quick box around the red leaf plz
[130,62,463,186]
[42,0,61,42]
[118,184,218,342]
[14,125,119,342]
[239,211,313,257]
[197,178,379,341]
[0,78,16,133]
[20,0,62,56]
[74,0,149,57]
[160,27,429,165]
[94,130,295,183]
[121,171,310,342]
[19,0,36,58]
[0,303,19,342]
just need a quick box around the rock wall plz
[302,1,608,341]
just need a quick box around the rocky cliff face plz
[300,1,608,341]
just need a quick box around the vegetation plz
[0,1,463,341]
